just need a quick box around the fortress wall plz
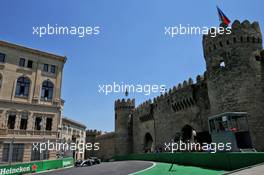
[132,118,155,153]
[132,75,211,153]
[94,132,115,160]
[107,20,264,157]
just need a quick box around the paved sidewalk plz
[228,164,264,175]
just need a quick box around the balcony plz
[0,128,59,138]
[31,97,65,109]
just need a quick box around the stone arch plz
[181,124,196,143]
[174,132,181,142]
[144,133,154,153]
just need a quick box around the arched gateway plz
[144,133,154,153]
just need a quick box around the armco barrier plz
[0,157,73,175]
[114,152,264,171]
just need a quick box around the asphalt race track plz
[37,161,153,175]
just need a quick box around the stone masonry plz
[88,20,264,160]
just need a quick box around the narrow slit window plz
[220,60,226,68]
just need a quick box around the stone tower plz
[203,20,264,150]
[114,98,135,156]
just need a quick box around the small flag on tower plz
[217,6,231,25]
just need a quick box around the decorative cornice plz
[0,40,66,63]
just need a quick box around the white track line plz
[28,165,74,174]
[128,162,156,175]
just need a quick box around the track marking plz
[128,162,156,175]
[28,165,74,174]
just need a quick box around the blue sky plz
[0,0,263,131]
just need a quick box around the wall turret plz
[203,20,264,150]
[114,98,135,156]
[203,20,263,114]
[203,20,262,73]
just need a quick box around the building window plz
[0,52,5,63]
[31,144,49,161]
[12,144,25,162]
[7,115,16,129]
[15,77,30,97]
[2,144,9,162]
[20,114,28,130]
[31,147,40,161]
[41,80,54,100]
[46,118,52,131]
[63,124,67,132]
[50,65,56,73]
[43,149,49,160]
[2,143,24,162]
[35,117,42,130]
[43,64,49,72]
[68,126,71,134]
[27,60,33,68]
[19,58,26,67]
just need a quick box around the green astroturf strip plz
[135,163,226,175]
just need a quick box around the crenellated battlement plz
[134,100,153,122]
[154,73,206,102]
[170,78,194,94]
[135,99,152,112]
[114,98,135,110]
[196,72,207,84]
[203,20,263,60]
[133,73,208,118]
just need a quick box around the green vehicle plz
[208,112,255,152]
